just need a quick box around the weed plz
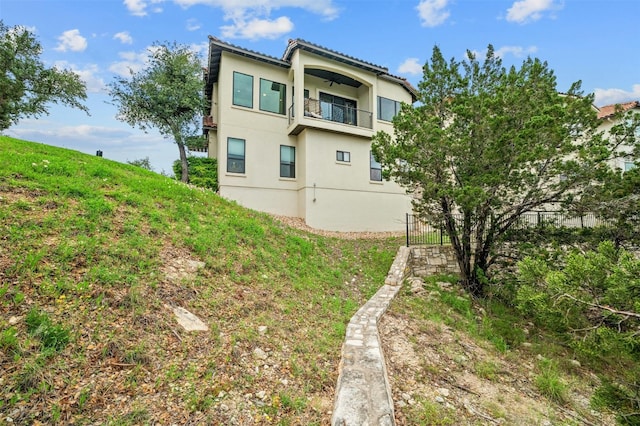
[475,360,499,381]
[123,343,151,366]
[25,308,70,352]
[279,392,307,413]
[407,397,455,425]
[535,358,568,404]
[0,326,20,354]
[77,386,91,410]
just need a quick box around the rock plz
[8,316,19,325]
[167,305,208,332]
[253,348,268,360]
[402,393,412,401]
[570,359,581,368]
[438,387,450,397]
[258,326,268,335]
[256,390,266,400]
[435,396,445,404]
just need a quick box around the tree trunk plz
[178,142,188,183]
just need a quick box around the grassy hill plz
[0,136,403,424]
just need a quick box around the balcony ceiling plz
[305,68,362,88]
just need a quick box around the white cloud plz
[186,19,201,31]
[124,0,164,16]
[594,84,640,107]
[108,50,152,76]
[506,0,561,24]
[494,45,538,58]
[114,31,133,44]
[53,61,107,93]
[397,58,422,75]
[170,0,338,39]
[221,16,293,40]
[54,29,88,52]
[173,0,338,20]
[416,0,450,27]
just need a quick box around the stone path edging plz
[331,246,411,426]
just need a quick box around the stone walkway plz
[331,246,411,426]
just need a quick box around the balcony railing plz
[289,98,373,129]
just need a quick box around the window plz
[624,160,636,172]
[260,79,286,114]
[227,138,245,173]
[370,151,382,181]
[233,72,253,108]
[336,151,350,162]
[320,92,357,125]
[280,145,295,178]
[377,96,401,122]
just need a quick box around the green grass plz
[535,358,569,404]
[0,136,403,424]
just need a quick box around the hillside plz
[1,136,622,426]
[0,136,403,424]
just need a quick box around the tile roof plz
[597,101,640,119]
[205,36,418,102]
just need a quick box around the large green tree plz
[0,21,88,130]
[372,45,605,297]
[108,42,206,182]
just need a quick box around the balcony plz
[288,98,373,135]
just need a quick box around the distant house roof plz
[597,101,640,119]
[205,36,418,102]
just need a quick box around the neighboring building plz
[597,100,640,172]
[203,37,417,232]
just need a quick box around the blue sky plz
[2,0,639,174]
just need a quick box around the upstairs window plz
[370,151,382,181]
[227,137,246,173]
[260,79,286,115]
[336,151,351,162]
[233,72,253,108]
[280,145,295,178]
[625,160,636,172]
[377,96,401,122]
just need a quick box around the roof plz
[205,37,418,102]
[597,101,640,119]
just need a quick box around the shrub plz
[173,156,218,191]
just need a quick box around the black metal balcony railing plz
[288,98,373,129]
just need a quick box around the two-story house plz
[203,37,417,232]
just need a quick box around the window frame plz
[377,96,401,122]
[259,78,286,115]
[233,72,253,108]
[280,145,296,178]
[370,151,382,181]
[227,137,246,174]
[336,150,351,162]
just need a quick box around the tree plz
[372,45,605,297]
[0,21,88,130]
[108,42,206,182]
[127,156,153,171]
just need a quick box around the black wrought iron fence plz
[406,212,606,246]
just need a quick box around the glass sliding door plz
[319,92,357,126]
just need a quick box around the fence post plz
[406,213,410,247]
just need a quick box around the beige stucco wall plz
[598,112,638,171]
[209,47,414,232]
